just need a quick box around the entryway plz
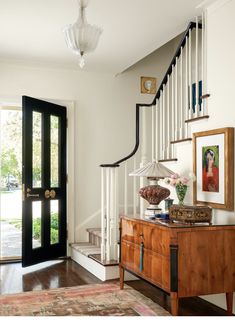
[0,97,68,265]
[0,107,23,260]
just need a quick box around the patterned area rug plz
[0,283,170,316]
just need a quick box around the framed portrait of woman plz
[193,127,234,210]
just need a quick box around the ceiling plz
[0,0,214,74]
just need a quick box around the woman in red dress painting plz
[202,149,219,192]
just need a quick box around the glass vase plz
[176,185,187,205]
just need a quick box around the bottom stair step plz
[89,254,118,267]
[71,242,101,257]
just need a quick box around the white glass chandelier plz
[63,0,102,68]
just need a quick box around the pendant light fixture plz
[63,0,102,68]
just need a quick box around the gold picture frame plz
[193,127,234,210]
[141,77,157,94]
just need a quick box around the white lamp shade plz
[129,161,175,179]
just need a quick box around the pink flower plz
[171,173,179,179]
[181,176,189,184]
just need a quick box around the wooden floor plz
[0,259,228,316]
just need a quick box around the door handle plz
[27,193,40,198]
[26,188,40,198]
[45,189,56,199]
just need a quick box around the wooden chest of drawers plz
[119,216,235,315]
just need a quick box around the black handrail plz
[100,21,201,168]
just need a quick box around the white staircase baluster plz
[101,167,105,260]
[124,162,128,214]
[133,156,137,217]
[195,16,199,117]
[155,100,159,161]
[159,92,163,159]
[106,168,110,261]
[185,36,189,138]
[180,47,183,139]
[167,75,170,159]
[189,29,192,119]
[151,105,155,161]
[175,57,178,140]
[171,67,175,157]
[204,11,208,115]
[162,85,166,158]
[201,13,204,116]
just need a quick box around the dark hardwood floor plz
[0,259,228,316]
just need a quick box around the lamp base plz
[144,207,162,219]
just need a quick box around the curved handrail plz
[100,21,201,167]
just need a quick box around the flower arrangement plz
[163,173,196,205]
[164,173,190,187]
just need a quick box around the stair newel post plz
[167,75,170,159]
[195,16,199,117]
[101,167,106,261]
[185,36,189,138]
[175,57,178,141]
[140,106,148,218]
[114,166,119,260]
[109,167,118,260]
[110,167,114,259]
[106,167,111,261]
[189,28,193,120]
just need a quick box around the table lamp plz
[129,161,175,216]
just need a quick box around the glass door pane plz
[32,112,42,188]
[50,116,59,188]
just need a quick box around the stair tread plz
[71,243,101,256]
[87,227,102,239]
[88,254,119,267]
[86,228,101,232]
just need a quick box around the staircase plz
[71,228,123,281]
[71,14,210,280]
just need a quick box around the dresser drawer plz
[121,240,170,291]
[142,224,170,256]
[121,218,170,256]
[121,218,142,244]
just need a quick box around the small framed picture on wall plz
[140,77,157,94]
[193,127,234,210]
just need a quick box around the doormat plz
[0,283,170,316]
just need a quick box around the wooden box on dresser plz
[119,216,235,316]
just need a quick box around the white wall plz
[163,0,235,312]
[0,34,177,241]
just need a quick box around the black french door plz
[22,96,67,267]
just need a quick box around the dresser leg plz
[119,265,124,290]
[226,292,233,316]
[170,292,179,316]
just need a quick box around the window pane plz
[33,112,42,188]
[50,116,59,187]
[32,201,42,249]
[50,200,59,244]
